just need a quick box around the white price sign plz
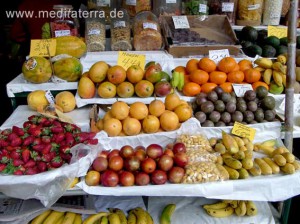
[232,84,253,97]
[222,2,234,12]
[88,29,101,35]
[45,90,56,105]
[166,0,177,3]
[209,49,230,63]
[143,22,158,30]
[199,4,208,13]
[126,0,136,6]
[54,30,71,37]
[172,16,190,29]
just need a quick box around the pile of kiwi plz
[193,86,277,127]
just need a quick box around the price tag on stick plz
[232,122,256,141]
[268,26,288,38]
[117,51,146,70]
[209,49,230,63]
[29,39,56,57]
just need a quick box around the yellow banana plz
[100,216,109,224]
[69,177,79,189]
[277,55,287,65]
[282,74,287,87]
[229,200,238,209]
[109,208,127,224]
[273,62,286,74]
[74,214,82,224]
[254,66,266,72]
[144,210,154,224]
[61,212,76,224]
[235,201,247,217]
[222,200,233,204]
[177,72,185,91]
[204,206,234,218]
[249,162,262,176]
[43,211,65,224]
[127,211,137,224]
[222,131,239,154]
[262,157,280,174]
[203,201,229,210]
[30,210,52,224]
[263,69,272,85]
[232,136,245,148]
[57,215,65,224]
[254,158,272,175]
[160,204,176,224]
[255,144,275,156]
[261,139,277,147]
[273,70,283,87]
[131,208,147,224]
[108,213,121,224]
[254,58,273,69]
[83,212,109,224]
[246,201,258,216]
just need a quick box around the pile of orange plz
[174,57,268,97]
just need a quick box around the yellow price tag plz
[268,26,288,39]
[29,39,56,57]
[117,51,146,70]
[231,122,256,141]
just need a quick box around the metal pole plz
[281,1,298,223]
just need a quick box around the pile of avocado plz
[236,26,289,58]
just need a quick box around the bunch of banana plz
[254,139,277,156]
[83,212,109,224]
[171,71,185,91]
[203,200,258,218]
[211,133,255,180]
[254,55,287,89]
[160,204,176,224]
[30,210,82,224]
[128,207,154,224]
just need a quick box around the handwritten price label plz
[232,122,256,141]
[209,49,230,63]
[232,84,253,97]
[30,39,56,57]
[45,90,55,105]
[172,16,190,29]
[268,26,288,39]
[117,51,146,71]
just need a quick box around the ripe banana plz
[74,214,82,224]
[171,72,180,88]
[229,200,238,209]
[263,69,272,85]
[246,201,258,216]
[30,210,52,224]
[131,207,147,224]
[144,210,154,224]
[255,144,275,156]
[109,208,127,224]
[108,213,121,224]
[261,139,277,147]
[83,212,109,224]
[254,66,266,72]
[277,55,287,65]
[57,215,65,224]
[160,204,176,224]
[62,212,76,224]
[272,62,286,74]
[43,211,65,224]
[254,58,273,69]
[204,206,234,218]
[235,201,247,217]
[69,177,79,188]
[127,211,137,224]
[282,74,287,87]
[100,216,109,224]
[273,70,283,87]
[203,201,229,210]
[177,72,185,91]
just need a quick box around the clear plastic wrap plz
[153,0,182,16]
[133,11,163,51]
[85,15,106,52]
[236,0,263,26]
[176,133,213,152]
[185,0,209,16]
[122,0,152,17]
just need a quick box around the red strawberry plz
[29,127,42,137]
[53,120,62,127]
[37,116,48,125]
[12,126,25,136]
[22,149,30,163]
[32,138,42,146]
[42,144,52,154]
[60,152,72,163]
[42,120,52,127]
[37,161,47,172]
[51,156,63,168]
[23,121,33,129]
[13,170,24,175]
[10,137,22,147]
[42,154,52,163]
[0,164,6,172]
[65,136,75,146]
[51,126,64,134]
[50,143,60,152]
[7,132,18,142]
[6,146,20,151]
[74,133,90,142]
[60,145,70,154]
[23,136,34,146]
[41,127,51,136]
[30,151,41,161]
[24,160,36,168]
[13,159,24,166]
[28,115,39,122]
[25,167,39,175]
[54,133,65,143]
[0,139,9,147]
[1,129,12,136]
[87,132,96,139]
[32,144,45,152]
[85,139,98,145]
[64,124,80,133]
[64,132,73,139]
[10,150,21,160]
[41,136,51,144]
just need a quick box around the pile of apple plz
[85,142,188,187]
[78,61,173,99]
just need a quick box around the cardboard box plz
[161,15,242,58]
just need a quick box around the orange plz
[227,71,245,83]
[232,64,240,72]
[201,83,218,94]
[173,66,187,76]
[244,68,261,83]
[217,57,238,73]
[219,82,233,93]
[184,75,190,84]
[186,59,199,74]
[209,71,227,85]
[238,59,253,71]
[189,69,209,85]
[182,82,201,96]
[252,81,269,90]
[198,58,217,73]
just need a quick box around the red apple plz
[124,156,140,172]
[164,149,174,158]
[120,145,135,159]
[101,170,119,187]
[146,144,163,159]
[168,166,185,183]
[154,81,172,97]
[135,172,150,186]
[119,171,135,186]
[108,149,120,160]
[98,150,110,158]
[173,152,188,168]
[135,149,147,161]
[92,157,108,172]
[141,157,156,174]
[108,155,124,171]
[158,155,174,172]
[173,142,186,154]
[135,145,146,151]
[151,170,167,185]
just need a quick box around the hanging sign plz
[117,51,146,70]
